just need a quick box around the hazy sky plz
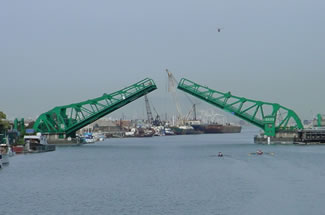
[1,0,324,121]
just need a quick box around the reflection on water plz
[1,127,325,215]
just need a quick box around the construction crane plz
[144,94,154,124]
[166,69,201,124]
[166,69,183,118]
[184,104,197,121]
[166,69,202,124]
[151,102,162,126]
[144,94,162,126]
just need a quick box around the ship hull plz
[170,127,202,135]
[191,124,241,134]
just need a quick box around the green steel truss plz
[178,78,303,136]
[14,118,25,133]
[33,78,157,137]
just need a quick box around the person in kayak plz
[256,150,263,155]
[218,152,223,157]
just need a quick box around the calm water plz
[1,127,325,215]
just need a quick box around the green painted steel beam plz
[13,118,25,133]
[317,114,322,127]
[177,78,303,136]
[33,78,157,137]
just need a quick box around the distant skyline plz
[1,0,324,121]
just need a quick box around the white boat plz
[164,127,175,135]
[0,143,11,165]
[82,132,96,144]
[24,134,55,152]
[85,137,96,143]
[125,128,136,137]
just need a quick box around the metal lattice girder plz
[33,78,157,136]
[177,78,303,136]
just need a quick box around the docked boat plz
[125,128,155,138]
[0,143,11,165]
[191,123,241,134]
[164,127,175,135]
[125,128,136,137]
[170,125,202,135]
[83,132,96,144]
[136,128,155,137]
[24,134,56,153]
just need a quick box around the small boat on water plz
[248,150,274,156]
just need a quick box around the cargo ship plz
[170,125,203,135]
[191,123,241,134]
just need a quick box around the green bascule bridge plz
[30,76,324,144]
[177,78,304,137]
[33,78,157,139]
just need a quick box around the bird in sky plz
[217,27,224,32]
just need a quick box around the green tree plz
[0,111,10,132]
